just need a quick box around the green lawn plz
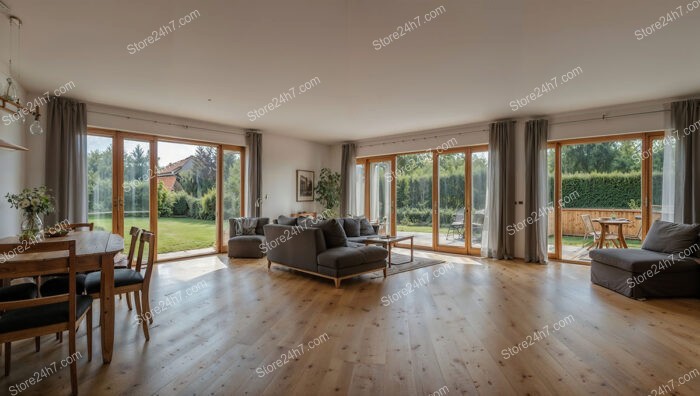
[88,215,216,254]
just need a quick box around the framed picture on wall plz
[296,170,315,202]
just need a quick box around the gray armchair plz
[228,217,269,258]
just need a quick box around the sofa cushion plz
[342,218,361,237]
[311,219,348,248]
[241,218,258,235]
[317,246,388,269]
[255,218,270,235]
[642,220,700,254]
[228,235,266,258]
[589,248,699,274]
[356,217,375,236]
[277,215,297,226]
[348,236,371,243]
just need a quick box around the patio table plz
[593,218,631,249]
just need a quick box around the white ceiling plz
[3,0,699,143]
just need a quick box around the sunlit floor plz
[3,250,699,395]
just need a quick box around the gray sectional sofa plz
[264,217,388,287]
[590,220,700,299]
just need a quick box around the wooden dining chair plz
[114,227,141,310]
[67,223,94,231]
[85,231,155,341]
[0,240,92,396]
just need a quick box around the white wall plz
[260,133,331,218]
[346,97,676,259]
[0,69,27,238]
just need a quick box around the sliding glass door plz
[122,137,154,253]
[469,150,488,253]
[156,141,219,259]
[550,132,663,263]
[87,134,115,232]
[87,128,244,261]
[359,145,487,255]
[396,153,433,248]
[436,151,466,252]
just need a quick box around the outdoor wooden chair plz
[446,208,465,240]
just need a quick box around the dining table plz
[593,218,631,249]
[0,230,123,364]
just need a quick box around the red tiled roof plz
[158,156,193,175]
[158,175,178,191]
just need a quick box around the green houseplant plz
[6,186,55,240]
[314,168,341,218]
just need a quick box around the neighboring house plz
[157,156,195,192]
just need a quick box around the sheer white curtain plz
[661,129,676,221]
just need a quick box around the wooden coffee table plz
[362,235,414,267]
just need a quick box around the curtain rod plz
[358,127,489,148]
[87,110,246,136]
[357,109,670,148]
[550,109,669,126]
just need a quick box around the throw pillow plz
[355,216,376,236]
[255,218,270,235]
[277,215,298,226]
[309,219,348,248]
[232,218,243,236]
[241,218,258,235]
[342,217,361,237]
[642,220,700,254]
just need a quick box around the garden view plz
[87,136,242,255]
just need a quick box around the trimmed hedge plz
[550,172,661,209]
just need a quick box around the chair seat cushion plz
[0,295,93,334]
[84,269,144,294]
[589,248,700,274]
[317,246,388,269]
[0,283,38,302]
[40,274,87,297]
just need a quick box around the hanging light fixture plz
[1,14,43,140]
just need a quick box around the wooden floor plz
[1,250,699,395]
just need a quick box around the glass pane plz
[156,142,217,257]
[650,138,666,224]
[547,147,555,254]
[87,135,113,232]
[437,152,465,247]
[223,150,243,244]
[369,161,392,235]
[396,153,433,247]
[559,140,643,261]
[470,151,488,250]
[355,164,365,216]
[123,139,151,254]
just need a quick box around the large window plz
[550,133,662,263]
[87,128,244,261]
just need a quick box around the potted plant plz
[314,168,341,218]
[6,186,54,241]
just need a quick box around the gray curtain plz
[671,99,700,224]
[245,130,262,217]
[339,143,356,217]
[482,120,516,259]
[45,98,88,226]
[524,120,549,264]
